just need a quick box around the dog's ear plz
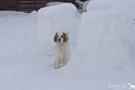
[54,32,57,42]
[63,32,68,42]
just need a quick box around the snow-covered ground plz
[0,0,135,90]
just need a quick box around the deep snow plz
[0,1,135,90]
[87,0,135,11]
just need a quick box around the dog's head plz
[54,32,69,44]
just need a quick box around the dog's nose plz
[58,38,61,42]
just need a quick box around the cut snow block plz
[87,0,135,11]
[35,3,77,56]
[73,11,135,71]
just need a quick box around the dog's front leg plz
[62,57,69,67]
[55,59,60,69]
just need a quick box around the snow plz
[73,10,135,81]
[35,3,80,56]
[87,0,135,11]
[0,1,135,90]
[75,10,135,67]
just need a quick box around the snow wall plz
[87,0,135,11]
[35,3,80,57]
[71,0,135,71]
[36,2,135,71]
[72,11,135,71]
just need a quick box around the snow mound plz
[35,3,79,57]
[72,10,135,72]
[87,0,135,11]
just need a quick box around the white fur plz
[54,32,70,69]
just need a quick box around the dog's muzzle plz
[58,38,61,43]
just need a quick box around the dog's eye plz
[61,35,63,38]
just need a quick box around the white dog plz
[53,31,70,69]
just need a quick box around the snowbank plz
[87,0,135,11]
[35,3,79,57]
[65,10,135,90]
[0,11,37,57]
[0,11,39,90]
[72,10,135,72]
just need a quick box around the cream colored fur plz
[54,32,70,69]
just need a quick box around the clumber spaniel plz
[53,31,70,69]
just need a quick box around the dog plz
[53,31,70,69]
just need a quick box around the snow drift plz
[87,0,135,11]
[35,3,80,57]
[73,10,135,71]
